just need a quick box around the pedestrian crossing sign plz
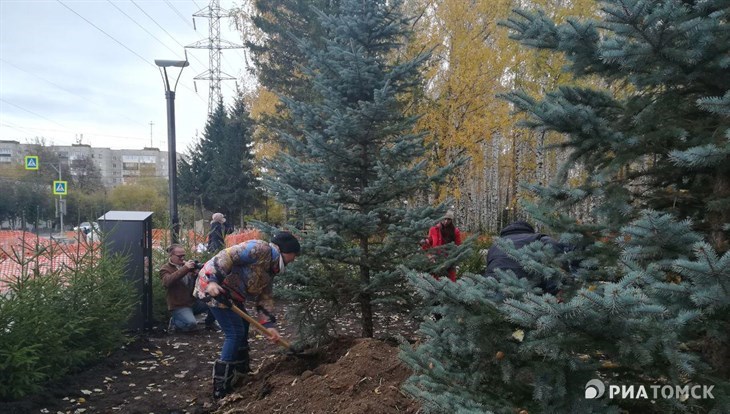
[53,180,68,195]
[25,156,39,170]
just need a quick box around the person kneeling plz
[159,244,217,332]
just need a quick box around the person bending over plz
[194,232,301,399]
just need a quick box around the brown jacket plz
[159,261,197,310]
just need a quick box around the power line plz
[0,58,149,129]
[55,0,204,103]
[0,121,41,138]
[106,0,185,61]
[0,123,149,142]
[129,0,207,69]
[179,0,246,102]
[187,0,244,114]
[56,0,155,69]
[1,98,71,130]
[130,0,186,49]
[127,0,211,104]
[165,0,195,31]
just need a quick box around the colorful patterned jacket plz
[194,239,283,328]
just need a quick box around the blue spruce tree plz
[261,0,464,339]
[401,1,729,413]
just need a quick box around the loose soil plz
[0,305,421,414]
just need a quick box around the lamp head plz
[154,60,189,68]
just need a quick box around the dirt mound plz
[218,337,420,414]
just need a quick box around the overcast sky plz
[0,0,250,152]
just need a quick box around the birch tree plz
[406,0,597,232]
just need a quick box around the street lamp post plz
[155,59,189,244]
[50,158,65,233]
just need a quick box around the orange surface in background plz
[0,230,99,293]
[151,228,262,250]
[0,228,265,292]
[225,229,263,247]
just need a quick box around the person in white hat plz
[207,212,233,253]
[421,209,462,281]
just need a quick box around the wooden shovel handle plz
[228,302,291,349]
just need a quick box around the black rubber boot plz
[212,360,234,399]
[234,347,251,374]
[230,347,250,387]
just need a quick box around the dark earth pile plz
[218,337,419,414]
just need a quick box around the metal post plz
[165,89,179,243]
[58,159,64,233]
[50,158,65,234]
[155,59,188,244]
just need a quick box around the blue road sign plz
[53,180,68,195]
[25,156,39,170]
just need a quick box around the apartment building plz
[0,140,171,187]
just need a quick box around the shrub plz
[0,236,134,400]
[151,246,171,325]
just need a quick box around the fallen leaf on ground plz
[512,329,525,342]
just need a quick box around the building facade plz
[0,140,172,187]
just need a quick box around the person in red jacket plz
[421,210,462,281]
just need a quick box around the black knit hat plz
[271,232,301,254]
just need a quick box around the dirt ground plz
[0,304,421,414]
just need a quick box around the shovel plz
[204,294,291,350]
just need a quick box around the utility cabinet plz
[98,211,154,331]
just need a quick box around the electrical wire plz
[165,0,195,30]
[0,98,71,130]
[56,0,155,69]
[96,1,205,101]
[0,123,148,142]
[0,58,150,129]
[129,0,207,69]
[57,0,203,101]
[168,0,244,99]
[0,121,40,138]
[1,3,213,146]
[106,0,186,61]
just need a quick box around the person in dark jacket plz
[207,213,233,252]
[485,220,564,295]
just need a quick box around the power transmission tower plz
[186,0,242,115]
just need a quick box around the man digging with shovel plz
[194,231,301,399]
